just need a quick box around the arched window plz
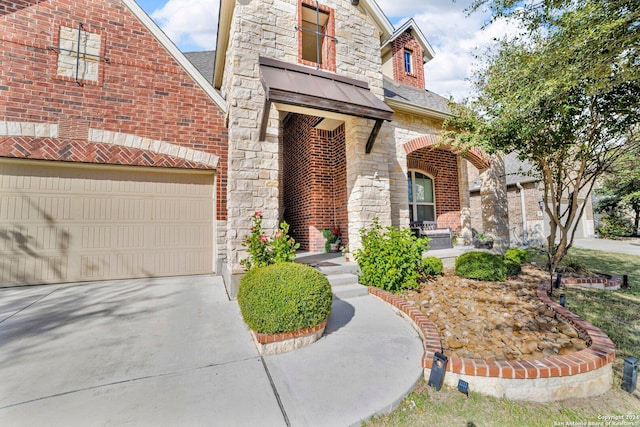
[407,170,435,223]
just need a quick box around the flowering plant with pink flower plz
[241,212,299,271]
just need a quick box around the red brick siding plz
[0,0,228,219]
[0,137,215,169]
[391,31,425,90]
[282,114,347,252]
[407,148,460,232]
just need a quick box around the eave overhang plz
[385,97,451,121]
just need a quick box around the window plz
[408,170,435,223]
[299,1,335,71]
[404,49,413,74]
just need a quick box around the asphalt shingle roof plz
[382,76,451,116]
[184,50,216,85]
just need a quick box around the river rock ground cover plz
[402,265,587,361]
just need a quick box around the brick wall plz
[391,31,425,90]
[0,0,228,219]
[507,182,540,233]
[282,114,347,252]
[407,148,460,232]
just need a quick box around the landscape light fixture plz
[555,274,562,289]
[622,356,638,393]
[559,293,566,307]
[427,352,448,391]
[457,379,469,397]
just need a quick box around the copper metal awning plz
[259,57,394,153]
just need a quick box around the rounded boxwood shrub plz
[238,263,332,334]
[454,251,506,282]
[505,247,528,265]
[421,256,444,276]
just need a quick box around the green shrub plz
[355,218,429,292]
[505,247,528,265]
[454,251,506,282]
[420,256,444,276]
[238,263,332,334]
[505,259,522,277]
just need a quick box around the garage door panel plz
[0,161,214,286]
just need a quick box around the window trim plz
[408,169,436,223]
[404,49,413,74]
[298,0,336,72]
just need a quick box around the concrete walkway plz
[0,275,423,427]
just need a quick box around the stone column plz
[345,117,392,251]
[479,153,510,252]
[457,156,473,245]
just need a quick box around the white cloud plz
[151,0,219,51]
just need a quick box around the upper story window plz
[298,1,336,71]
[404,49,413,74]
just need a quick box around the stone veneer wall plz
[282,114,347,252]
[220,0,392,293]
[407,148,461,233]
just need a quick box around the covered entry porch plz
[259,57,394,253]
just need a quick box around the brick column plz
[479,153,510,252]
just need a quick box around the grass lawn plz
[365,247,640,427]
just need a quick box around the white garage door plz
[0,160,215,286]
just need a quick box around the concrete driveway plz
[0,275,423,427]
[573,237,640,256]
[0,275,286,426]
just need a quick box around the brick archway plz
[402,134,490,171]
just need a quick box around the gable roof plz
[382,18,435,63]
[121,0,226,111]
[383,76,450,119]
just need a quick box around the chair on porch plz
[410,221,453,250]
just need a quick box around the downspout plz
[516,182,527,243]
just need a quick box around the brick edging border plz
[252,320,328,344]
[368,284,615,380]
[560,274,622,290]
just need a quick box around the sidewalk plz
[0,275,423,427]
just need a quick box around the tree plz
[596,144,640,237]
[445,0,640,279]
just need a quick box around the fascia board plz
[214,0,235,89]
[385,97,450,121]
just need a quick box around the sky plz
[135,0,516,101]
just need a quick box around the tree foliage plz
[596,145,640,237]
[445,0,640,277]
